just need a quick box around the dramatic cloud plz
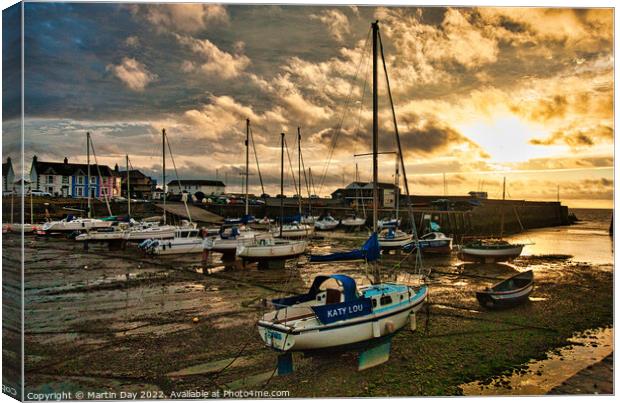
[530,124,613,149]
[7,4,613,206]
[129,4,228,34]
[310,9,351,42]
[106,57,158,91]
[175,35,250,79]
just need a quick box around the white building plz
[167,180,226,196]
[3,157,15,192]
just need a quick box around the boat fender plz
[372,321,381,338]
[409,313,416,331]
[385,321,396,333]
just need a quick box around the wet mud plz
[14,219,613,397]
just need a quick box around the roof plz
[119,170,152,180]
[2,158,13,176]
[167,179,225,187]
[344,181,397,190]
[32,159,114,177]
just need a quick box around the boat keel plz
[358,337,392,371]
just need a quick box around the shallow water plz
[460,327,613,395]
[507,208,613,266]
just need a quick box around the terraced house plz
[29,156,121,198]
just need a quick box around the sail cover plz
[309,233,379,263]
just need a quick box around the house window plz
[47,186,53,193]
[77,176,84,185]
[47,175,54,184]
[91,176,97,183]
[76,187,83,197]
[62,176,69,184]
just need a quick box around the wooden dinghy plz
[476,270,534,309]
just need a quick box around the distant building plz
[118,168,154,199]
[468,191,488,199]
[3,157,15,192]
[29,156,119,198]
[167,179,225,196]
[331,182,400,208]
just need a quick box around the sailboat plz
[43,133,115,234]
[205,119,263,254]
[258,21,427,353]
[458,177,525,262]
[314,215,340,231]
[271,128,315,238]
[237,132,308,262]
[9,188,41,234]
[341,164,367,229]
[378,152,401,229]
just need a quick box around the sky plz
[2,3,614,208]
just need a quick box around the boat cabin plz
[175,228,200,239]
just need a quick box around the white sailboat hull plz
[379,234,413,249]
[341,217,366,227]
[237,240,307,261]
[459,244,524,262]
[10,223,39,233]
[258,287,427,351]
[124,225,177,241]
[76,231,126,241]
[272,225,314,238]
[151,239,204,255]
[42,219,113,232]
[314,220,339,230]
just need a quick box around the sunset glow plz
[3,4,613,208]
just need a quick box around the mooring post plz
[83,240,89,251]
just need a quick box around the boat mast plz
[395,152,399,221]
[297,127,302,216]
[372,21,379,234]
[280,132,285,238]
[162,128,166,225]
[126,154,131,217]
[500,176,506,239]
[87,131,91,218]
[245,118,250,216]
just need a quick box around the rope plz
[283,138,299,200]
[249,126,266,196]
[378,30,425,276]
[88,137,112,216]
[318,28,371,195]
[165,133,192,222]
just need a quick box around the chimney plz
[114,163,119,172]
[63,157,68,164]
[32,155,37,163]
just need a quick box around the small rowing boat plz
[378,228,412,249]
[402,232,453,255]
[458,239,524,263]
[476,270,534,309]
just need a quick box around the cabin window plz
[380,295,392,306]
[400,295,404,300]
[372,299,377,308]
